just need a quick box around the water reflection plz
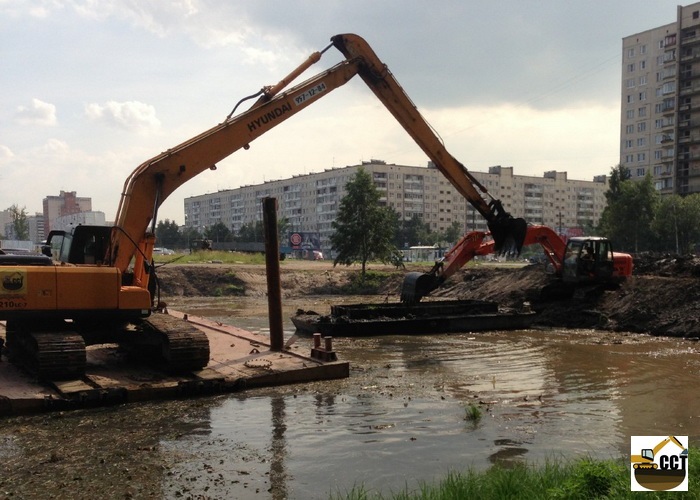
[270,396,287,500]
[154,296,700,497]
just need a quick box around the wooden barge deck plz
[0,310,349,417]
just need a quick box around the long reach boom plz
[111,33,526,289]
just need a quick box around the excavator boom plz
[401,225,566,303]
[111,33,526,287]
[1,33,529,379]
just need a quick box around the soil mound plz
[155,256,700,338]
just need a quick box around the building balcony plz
[680,84,700,96]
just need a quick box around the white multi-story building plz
[184,160,608,253]
[621,1,700,195]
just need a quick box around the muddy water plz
[157,295,700,498]
[3,295,700,499]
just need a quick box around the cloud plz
[15,98,57,126]
[0,145,14,159]
[85,100,161,133]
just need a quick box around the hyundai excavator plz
[0,33,526,380]
[400,225,633,303]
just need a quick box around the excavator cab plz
[561,237,615,284]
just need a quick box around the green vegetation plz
[333,446,699,499]
[151,250,267,265]
[599,164,700,253]
[331,168,399,279]
[463,403,482,423]
[339,270,393,294]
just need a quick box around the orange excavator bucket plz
[400,215,527,304]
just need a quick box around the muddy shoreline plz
[155,254,700,339]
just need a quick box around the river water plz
[3,295,700,499]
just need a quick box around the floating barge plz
[291,299,536,336]
[0,310,349,417]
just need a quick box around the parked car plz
[153,247,175,255]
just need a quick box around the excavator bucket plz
[488,217,528,255]
[401,271,439,304]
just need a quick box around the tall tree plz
[652,194,700,253]
[155,219,180,248]
[599,173,657,253]
[330,168,397,279]
[442,221,464,246]
[205,222,232,243]
[178,226,202,250]
[8,204,29,240]
[236,221,263,242]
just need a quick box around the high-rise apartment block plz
[42,191,92,233]
[621,2,700,194]
[184,161,608,253]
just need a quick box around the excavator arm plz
[401,225,566,303]
[110,33,526,289]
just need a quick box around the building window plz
[639,75,647,85]
[627,63,635,72]
[638,107,647,117]
[637,122,646,133]
[626,124,634,134]
[626,110,634,119]
[627,48,635,58]
[627,78,636,88]
[639,90,646,101]
[637,167,646,176]
[637,153,646,163]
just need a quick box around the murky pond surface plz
[3,295,700,499]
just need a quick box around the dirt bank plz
[155,255,700,338]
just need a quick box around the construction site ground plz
[155,253,700,339]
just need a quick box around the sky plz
[0,0,687,225]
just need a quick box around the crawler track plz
[6,329,86,380]
[140,313,210,372]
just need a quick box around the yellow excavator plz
[0,33,526,379]
[631,436,688,469]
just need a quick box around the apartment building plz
[621,2,700,194]
[184,160,608,253]
[42,191,92,233]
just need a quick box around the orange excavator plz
[401,225,633,303]
[0,34,526,379]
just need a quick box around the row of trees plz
[153,165,700,279]
[155,218,291,250]
[599,165,700,254]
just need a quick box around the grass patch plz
[333,446,699,499]
[152,250,267,265]
[212,283,245,296]
[463,403,482,423]
[340,270,392,294]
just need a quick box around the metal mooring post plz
[263,197,284,351]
